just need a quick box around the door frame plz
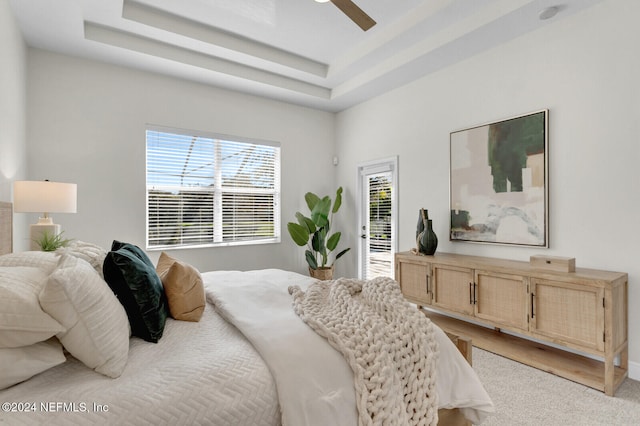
[356,156,399,280]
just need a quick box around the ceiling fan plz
[315,0,377,31]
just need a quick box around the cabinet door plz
[397,260,431,305]
[530,278,605,352]
[475,270,529,331]
[432,264,474,316]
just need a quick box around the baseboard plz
[629,360,640,381]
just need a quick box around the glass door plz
[357,158,397,280]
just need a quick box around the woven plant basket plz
[309,266,334,281]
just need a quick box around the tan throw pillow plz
[156,252,205,322]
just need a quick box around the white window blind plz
[366,172,393,278]
[146,127,280,249]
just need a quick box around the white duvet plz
[205,269,494,425]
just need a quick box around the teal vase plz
[417,208,438,255]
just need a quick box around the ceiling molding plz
[122,0,328,78]
[332,0,533,98]
[84,22,332,99]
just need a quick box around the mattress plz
[0,303,280,425]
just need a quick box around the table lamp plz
[13,180,77,250]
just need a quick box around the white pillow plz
[56,240,107,278]
[0,266,64,348]
[0,251,60,273]
[0,338,66,390]
[39,254,130,378]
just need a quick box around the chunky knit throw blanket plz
[289,277,439,426]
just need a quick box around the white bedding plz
[205,269,494,425]
[206,269,359,426]
[1,268,493,426]
[0,302,280,425]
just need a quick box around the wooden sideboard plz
[395,251,628,396]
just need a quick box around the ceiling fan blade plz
[330,0,376,31]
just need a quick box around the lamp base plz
[30,219,61,251]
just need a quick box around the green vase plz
[417,209,438,255]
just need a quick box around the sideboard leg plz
[604,353,614,396]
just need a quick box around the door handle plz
[360,234,367,239]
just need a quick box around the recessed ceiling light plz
[315,0,330,3]
[539,6,560,20]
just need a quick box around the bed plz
[0,202,493,425]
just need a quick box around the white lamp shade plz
[13,181,77,214]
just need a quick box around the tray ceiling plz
[9,0,603,111]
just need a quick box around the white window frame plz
[145,125,281,250]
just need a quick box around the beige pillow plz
[0,338,66,390]
[56,240,108,278]
[39,254,130,378]
[0,266,64,348]
[0,251,59,274]
[156,252,205,322]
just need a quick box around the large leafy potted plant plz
[287,187,350,280]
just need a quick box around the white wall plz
[26,50,336,274]
[0,0,28,248]
[335,0,640,372]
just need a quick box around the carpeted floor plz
[472,348,640,426]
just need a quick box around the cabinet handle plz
[531,292,535,318]
[469,282,473,305]
[426,275,430,294]
[473,283,478,305]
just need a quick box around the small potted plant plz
[287,187,350,280]
[34,231,72,252]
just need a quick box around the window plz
[146,127,280,249]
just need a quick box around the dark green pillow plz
[103,240,168,343]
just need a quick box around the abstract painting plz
[450,110,548,247]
